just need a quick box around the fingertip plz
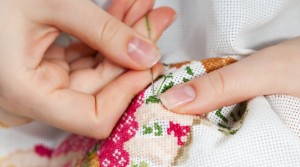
[132,7,176,42]
[160,84,197,112]
[123,0,155,26]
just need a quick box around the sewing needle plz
[146,14,155,95]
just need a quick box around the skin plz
[163,37,300,115]
[0,0,176,139]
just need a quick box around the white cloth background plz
[96,0,300,166]
[1,0,300,166]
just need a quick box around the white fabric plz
[95,0,300,166]
[1,0,300,166]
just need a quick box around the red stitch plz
[98,91,145,167]
[167,121,191,146]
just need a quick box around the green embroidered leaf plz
[185,66,194,76]
[218,128,238,135]
[154,122,163,136]
[166,73,174,78]
[140,161,149,167]
[131,161,149,167]
[215,108,228,123]
[131,162,138,167]
[145,95,160,104]
[143,125,153,135]
[218,123,238,135]
[161,81,174,93]
[182,77,189,82]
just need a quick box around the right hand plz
[0,0,175,139]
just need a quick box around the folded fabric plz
[2,57,300,167]
[48,57,244,167]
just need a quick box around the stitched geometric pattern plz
[49,57,247,167]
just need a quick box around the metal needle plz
[146,14,155,95]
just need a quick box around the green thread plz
[145,73,174,104]
[145,14,152,40]
[183,77,189,82]
[143,122,163,136]
[154,122,163,136]
[185,66,194,76]
[82,143,100,167]
[140,161,149,167]
[215,108,228,123]
[146,95,160,104]
[217,123,230,130]
[131,161,149,167]
[161,81,174,93]
[143,125,153,135]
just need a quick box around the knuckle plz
[100,17,122,48]
[91,119,113,139]
[205,70,226,97]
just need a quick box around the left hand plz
[160,37,300,114]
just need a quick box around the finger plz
[66,42,97,63]
[44,44,70,72]
[0,108,32,127]
[68,7,175,94]
[133,7,176,42]
[160,54,276,114]
[70,54,101,71]
[107,0,136,21]
[33,63,163,139]
[44,0,160,70]
[123,0,155,26]
[69,59,125,94]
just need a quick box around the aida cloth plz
[2,57,300,166]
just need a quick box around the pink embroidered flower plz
[53,134,97,157]
[167,121,191,146]
[34,144,53,158]
[98,91,144,167]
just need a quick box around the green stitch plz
[131,162,138,167]
[215,108,228,123]
[131,161,149,167]
[183,77,189,82]
[145,95,160,104]
[157,74,173,92]
[185,66,194,76]
[140,161,149,167]
[145,73,174,104]
[166,73,174,78]
[218,123,231,130]
[154,122,163,136]
[218,123,238,135]
[86,143,99,157]
[161,81,174,93]
[218,128,238,135]
[143,125,153,135]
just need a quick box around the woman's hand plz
[160,37,300,114]
[0,0,175,139]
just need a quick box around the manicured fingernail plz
[160,85,196,110]
[128,38,161,68]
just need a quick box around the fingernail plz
[160,85,196,110]
[128,38,161,68]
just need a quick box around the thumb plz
[46,0,160,70]
[160,54,275,114]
